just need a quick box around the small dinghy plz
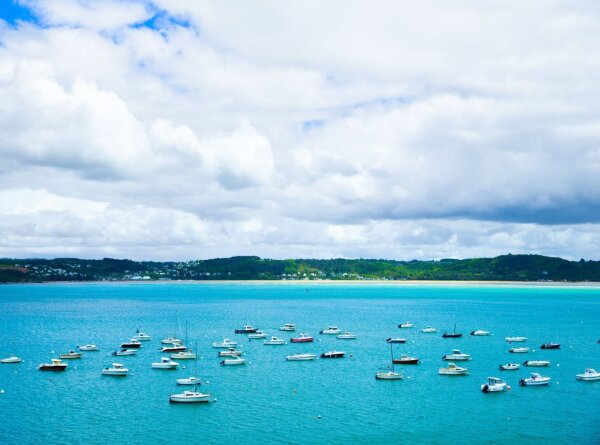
[499,363,520,371]
[285,354,316,361]
[393,354,419,365]
[523,360,550,367]
[101,363,129,376]
[576,368,600,381]
[0,356,23,364]
[320,351,345,359]
[519,372,551,386]
[471,330,492,336]
[220,357,246,366]
[481,377,508,393]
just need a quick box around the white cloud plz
[0,1,599,260]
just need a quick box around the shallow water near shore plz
[0,282,599,444]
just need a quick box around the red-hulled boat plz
[290,333,314,343]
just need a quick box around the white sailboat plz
[376,343,403,380]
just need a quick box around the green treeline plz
[1,254,599,283]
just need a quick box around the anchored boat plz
[481,377,508,393]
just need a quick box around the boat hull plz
[102,370,128,376]
[290,338,313,343]
[39,365,67,371]
[170,393,211,403]
[376,372,403,380]
[321,352,345,358]
[393,358,419,364]
[0,357,22,364]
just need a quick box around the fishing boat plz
[376,342,403,380]
[540,343,560,350]
[152,357,179,369]
[279,323,296,332]
[234,325,258,334]
[1,356,22,364]
[442,349,471,361]
[177,376,202,385]
[120,339,142,349]
[161,343,187,353]
[421,326,437,333]
[212,339,238,348]
[505,336,527,343]
[112,348,137,356]
[398,322,413,328]
[320,351,345,359]
[290,333,314,343]
[499,363,520,371]
[78,344,99,351]
[286,353,316,361]
[439,363,469,376]
[39,359,68,371]
[161,337,182,345]
[442,324,463,338]
[101,363,129,376]
[470,330,492,336]
[320,326,341,335]
[509,347,529,353]
[169,388,211,403]
[59,350,82,359]
[220,357,246,366]
[481,377,508,393]
[519,372,551,386]
[386,338,406,344]
[523,360,550,367]
[218,348,243,357]
[576,368,600,381]
[337,332,357,340]
[248,330,267,339]
[393,354,419,365]
[171,351,196,360]
[264,336,286,345]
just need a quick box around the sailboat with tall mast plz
[376,343,403,380]
[170,342,211,403]
[442,323,463,338]
[171,320,196,360]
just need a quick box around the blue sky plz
[0,0,599,261]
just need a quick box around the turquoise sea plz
[0,282,599,444]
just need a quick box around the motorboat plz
[169,389,211,403]
[442,324,462,338]
[481,377,508,393]
[212,339,238,348]
[152,357,179,369]
[540,343,560,350]
[220,357,246,366]
[39,359,68,371]
[279,323,296,332]
[121,339,142,349]
[0,356,23,364]
[523,360,550,367]
[320,326,341,335]
[234,325,258,334]
[376,370,403,380]
[112,348,137,356]
[439,363,469,375]
[78,344,99,351]
[421,326,437,333]
[101,363,129,376]
[218,348,243,357]
[393,354,419,365]
[264,336,286,345]
[170,351,196,360]
[59,350,82,359]
[499,363,520,371]
[576,368,600,381]
[290,333,314,343]
[442,349,471,361]
[286,353,316,361]
[161,337,182,345]
[505,336,527,342]
[248,330,267,339]
[519,372,551,386]
[337,332,357,340]
[398,322,413,328]
[320,351,345,359]
[386,338,406,344]
[177,376,202,385]
[471,330,492,336]
[509,347,529,353]
[134,332,151,341]
[161,343,187,353]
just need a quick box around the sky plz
[0,0,599,261]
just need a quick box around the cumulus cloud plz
[0,0,599,260]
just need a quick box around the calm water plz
[0,282,599,444]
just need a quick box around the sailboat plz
[170,342,211,403]
[442,323,463,338]
[176,342,202,385]
[1,338,23,364]
[376,343,403,380]
[171,321,196,360]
